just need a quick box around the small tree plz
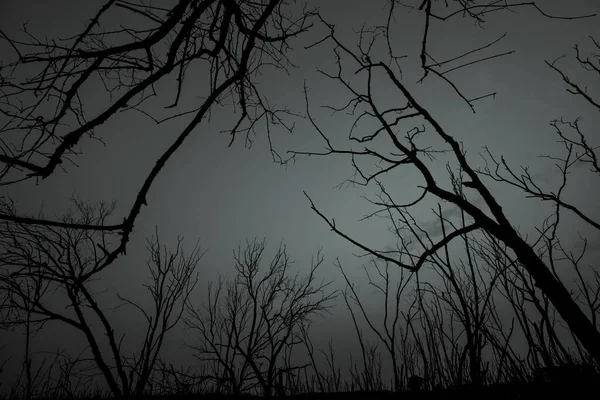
[336,257,413,392]
[0,199,202,398]
[185,238,336,396]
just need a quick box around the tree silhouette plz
[293,2,600,365]
[184,238,336,397]
[0,0,315,270]
[0,200,203,398]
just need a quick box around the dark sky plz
[1,0,599,392]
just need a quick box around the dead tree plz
[336,257,414,392]
[290,2,600,365]
[0,200,203,398]
[480,35,600,365]
[0,0,316,270]
[185,238,336,397]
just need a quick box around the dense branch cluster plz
[185,239,335,396]
[0,0,314,266]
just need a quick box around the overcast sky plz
[1,0,600,392]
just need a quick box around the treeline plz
[1,226,598,398]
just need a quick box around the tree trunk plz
[509,237,600,366]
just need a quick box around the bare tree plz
[184,238,336,397]
[291,2,600,364]
[0,0,316,270]
[422,207,504,387]
[467,234,531,384]
[299,328,342,393]
[336,257,413,392]
[6,347,95,400]
[0,200,203,398]
[480,35,600,359]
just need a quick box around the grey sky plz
[1,0,599,392]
